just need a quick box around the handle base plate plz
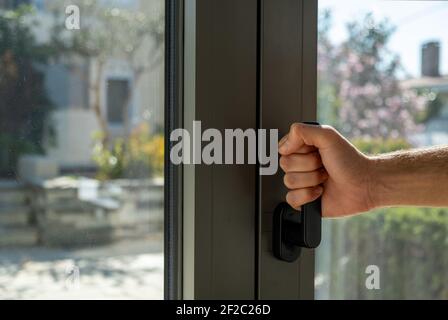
[272,202,302,262]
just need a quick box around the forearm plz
[369,146,448,208]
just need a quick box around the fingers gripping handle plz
[300,121,322,249]
[272,122,322,262]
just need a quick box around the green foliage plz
[330,207,448,299]
[92,124,164,180]
[0,5,55,175]
[415,90,445,123]
[352,138,411,155]
[92,133,126,180]
[0,134,40,177]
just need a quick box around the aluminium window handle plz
[272,122,322,262]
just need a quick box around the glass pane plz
[107,79,129,124]
[317,0,448,299]
[0,0,164,299]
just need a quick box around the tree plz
[50,0,164,145]
[318,12,427,140]
[0,5,55,175]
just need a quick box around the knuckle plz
[290,122,301,132]
[286,192,299,208]
[290,123,302,136]
[321,125,338,138]
[279,156,289,171]
[321,124,335,132]
[283,174,295,189]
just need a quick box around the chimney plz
[421,41,440,77]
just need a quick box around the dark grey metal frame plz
[258,0,318,299]
[165,0,318,300]
[164,0,184,300]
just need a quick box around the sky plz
[319,0,448,78]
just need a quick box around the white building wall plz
[39,0,164,169]
[46,109,98,168]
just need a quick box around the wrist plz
[366,156,389,209]
[367,154,407,209]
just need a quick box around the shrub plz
[352,138,410,155]
[0,6,55,176]
[321,138,448,299]
[329,207,448,299]
[92,124,164,180]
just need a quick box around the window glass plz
[107,79,129,124]
[0,0,164,299]
[317,0,448,299]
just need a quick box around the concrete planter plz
[0,178,163,248]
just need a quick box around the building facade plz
[402,41,448,146]
[1,0,164,170]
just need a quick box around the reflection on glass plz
[317,0,448,299]
[0,0,164,299]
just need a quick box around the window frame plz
[164,0,184,300]
[165,0,318,300]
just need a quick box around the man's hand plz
[278,123,374,218]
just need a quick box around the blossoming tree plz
[318,11,427,140]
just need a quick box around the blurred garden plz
[0,2,164,180]
[0,0,165,299]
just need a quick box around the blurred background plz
[316,0,448,299]
[0,0,164,299]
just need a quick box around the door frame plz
[164,0,184,300]
[165,0,318,300]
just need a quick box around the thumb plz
[278,123,335,155]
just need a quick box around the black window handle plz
[273,122,322,262]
